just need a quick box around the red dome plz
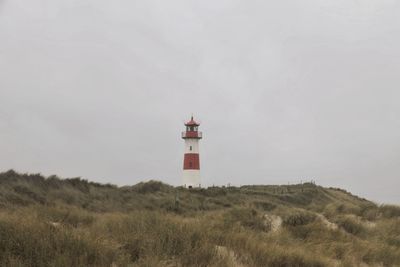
[185,116,200,126]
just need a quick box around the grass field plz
[0,170,399,266]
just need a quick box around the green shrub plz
[387,236,400,247]
[380,205,400,218]
[0,170,398,266]
[0,218,126,267]
[97,212,218,267]
[335,203,361,214]
[13,185,46,204]
[253,201,277,211]
[225,234,328,267]
[192,187,228,197]
[335,216,365,236]
[37,206,95,227]
[360,205,380,221]
[224,208,270,232]
[266,250,327,267]
[362,245,400,266]
[132,180,172,194]
[283,211,316,227]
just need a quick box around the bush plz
[283,211,316,227]
[225,234,328,267]
[253,201,277,211]
[37,206,95,227]
[0,218,126,267]
[335,216,365,236]
[266,250,327,267]
[0,170,398,266]
[13,185,47,204]
[132,180,172,194]
[224,208,270,232]
[362,245,400,266]
[360,204,380,221]
[194,187,228,197]
[380,205,400,218]
[95,212,218,267]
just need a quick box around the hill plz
[0,170,399,266]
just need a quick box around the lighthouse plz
[182,116,202,188]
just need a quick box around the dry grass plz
[0,170,399,266]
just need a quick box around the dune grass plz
[0,170,399,266]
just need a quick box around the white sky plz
[0,0,399,204]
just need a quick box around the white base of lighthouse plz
[183,170,200,188]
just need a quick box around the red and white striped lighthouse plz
[182,116,202,188]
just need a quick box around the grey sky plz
[0,0,399,204]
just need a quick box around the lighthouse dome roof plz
[185,116,200,126]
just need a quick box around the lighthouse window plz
[190,146,192,151]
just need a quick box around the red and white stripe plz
[182,117,202,188]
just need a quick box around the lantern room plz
[182,116,202,139]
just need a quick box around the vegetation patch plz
[283,210,317,227]
[0,171,398,266]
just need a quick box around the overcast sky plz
[0,0,399,204]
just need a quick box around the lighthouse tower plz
[182,116,202,188]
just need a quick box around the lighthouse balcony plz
[182,131,202,139]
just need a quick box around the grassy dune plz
[0,170,399,266]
